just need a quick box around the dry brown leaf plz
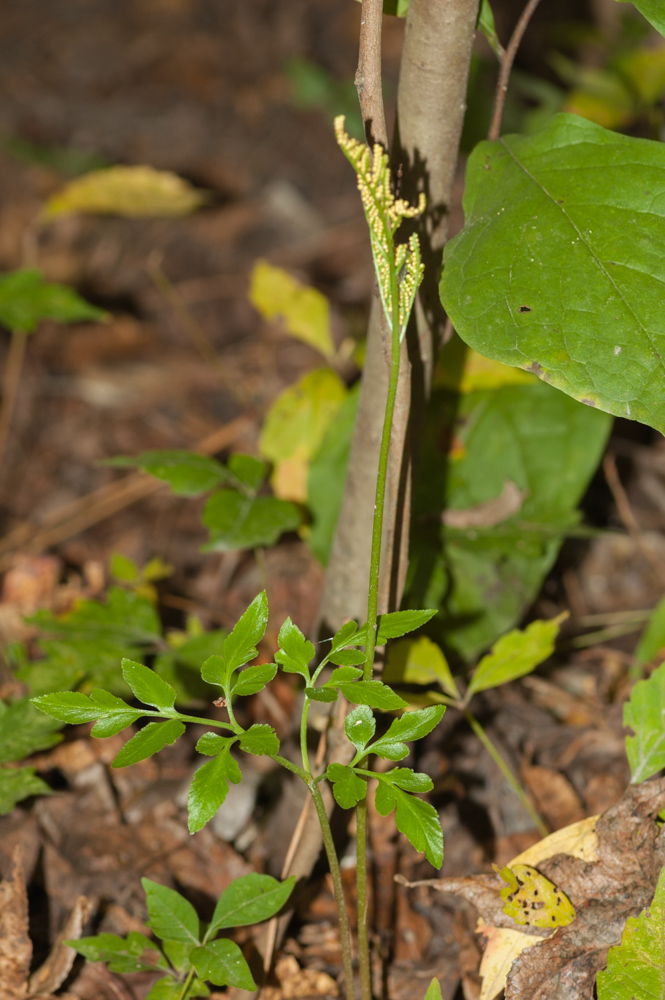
[28,896,89,996]
[0,847,31,999]
[521,766,585,831]
[42,165,208,219]
[442,480,528,529]
[261,955,339,999]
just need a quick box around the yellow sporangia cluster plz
[334,115,425,340]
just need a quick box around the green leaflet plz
[187,748,242,834]
[374,781,443,869]
[103,450,225,496]
[112,720,185,768]
[597,863,665,998]
[68,932,166,974]
[327,763,368,809]
[635,595,665,664]
[208,874,295,933]
[0,268,107,333]
[141,878,200,947]
[466,614,564,697]
[0,768,52,815]
[441,113,665,434]
[190,940,256,990]
[624,662,665,784]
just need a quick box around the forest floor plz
[0,1,664,999]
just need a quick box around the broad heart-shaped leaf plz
[121,659,177,709]
[112,720,185,768]
[326,763,368,809]
[370,705,446,761]
[238,724,280,756]
[335,680,408,711]
[202,489,301,552]
[275,617,314,679]
[0,268,107,333]
[141,878,200,946]
[597,862,665,999]
[187,748,242,834]
[208,874,296,934]
[405,375,611,663]
[0,767,51,815]
[105,451,225,496]
[344,704,376,753]
[440,113,665,434]
[70,932,166,974]
[231,663,277,697]
[616,0,665,38]
[466,614,565,698]
[624,662,665,783]
[374,782,443,869]
[190,939,256,990]
[223,591,269,674]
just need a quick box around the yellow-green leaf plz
[384,636,460,699]
[249,259,334,358]
[42,165,209,219]
[260,368,346,501]
[467,613,566,698]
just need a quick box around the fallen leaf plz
[28,895,89,996]
[42,166,208,218]
[442,480,528,529]
[0,847,31,1000]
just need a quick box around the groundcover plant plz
[20,0,665,998]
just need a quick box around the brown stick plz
[355,0,388,149]
[603,451,665,588]
[488,0,543,142]
[0,330,28,473]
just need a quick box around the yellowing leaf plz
[384,636,460,699]
[563,90,633,130]
[249,260,334,358]
[493,863,575,929]
[616,44,665,105]
[42,166,208,219]
[435,349,535,393]
[260,368,346,502]
[477,817,599,1000]
[478,923,542,1000]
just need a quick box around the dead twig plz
[355,0,388,149]
[488,0,543,142]
[603,450,665,588]
[0,329,28,473]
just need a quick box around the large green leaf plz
[440,114,665,433]
[0,268,107,333]
[406,376,611,662]
[597,863,665,998]
[624,662,665,784]
[141,879,200,946]
[616,0,665,38]
[208,874,295,933]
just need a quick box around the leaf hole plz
[519,305,532,313]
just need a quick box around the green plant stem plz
[463,709,548,838]
[363,306,402,683]
[355,794,371,1000]
[300,697,312,776]
[309,780,357,1000]
[177,967,196,1000]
